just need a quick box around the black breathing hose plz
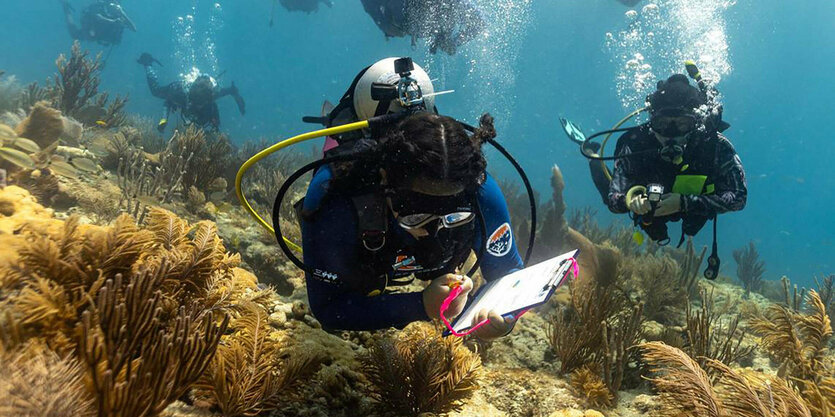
[273,153,357,274]
[459,122,536,267]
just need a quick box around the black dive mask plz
[387,189,474,217]
[650,108,698,139]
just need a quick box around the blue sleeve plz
[473,174,524,281]
[301,167,429,331]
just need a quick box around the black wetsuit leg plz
[62,1,84,40]
[144,66,176,99]
[583,142,611,204]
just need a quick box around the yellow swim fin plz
[632,230,644,246]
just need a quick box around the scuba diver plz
[360,0,485,55]
[277,0,333,13]
[562,63,746,279]
[60,0,136,46]
[137,53,246,133]
[616,0,643,6]
[269,0,333,27]
[237,58,537,339]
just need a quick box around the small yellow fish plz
[95,120,108,127]
[70,157,99,173]
[11,137,40,153]
[49,160,79,179]
[0,124,17,138]
[632,230,644,246]
[0,147,35,170]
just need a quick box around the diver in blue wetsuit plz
[301,112,523,339]
[297,59,523,340]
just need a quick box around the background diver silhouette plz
[61,0,136,46]
[137,53,246,133]
[360,0,485,55]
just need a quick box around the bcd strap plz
[352,193,388,251]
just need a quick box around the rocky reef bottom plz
[2,181,832,417]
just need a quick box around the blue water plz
[1,0,832,285]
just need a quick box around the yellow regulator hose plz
[235,120,370,252]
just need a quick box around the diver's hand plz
[628,194,651,215]
[231,82,246,115]
[655,193,683,217]
[423,274,473,320]
[472,309,516,341]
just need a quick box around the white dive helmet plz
[352,57,435,121]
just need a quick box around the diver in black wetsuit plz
[608,75,747,248]
[137,53,246,133]
[61,0,136,46]
[360,0,484,55]
[278,0,333,13]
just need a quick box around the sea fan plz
[640,341,723,417]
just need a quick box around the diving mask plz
[398,212,475,230]
[650,114,697,139]
[388,188,475,230]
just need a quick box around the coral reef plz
[733,241,766,297]
[0,341,96,417]
[359,322,483,416]
[0,188,281,417]
[546,278,644,403]
[194,303,322,416]
[640,341,812,417]
[685,288,754,368]
[50,41,127,127]
[569,365,613,408]
[748,290,834,416]
[3,57,834,417]
[14,101,64,149]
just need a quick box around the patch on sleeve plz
[312,268,339,283]
[486,222,513,257]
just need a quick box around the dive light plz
[643,183,664,225]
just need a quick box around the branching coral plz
[194,303,322,416]
[0,342,96,417]
[164,126,236,193]
[641,341,723,417]
[642,342,814,417]
[359,322,483,416]
[685,288,754,369]
[748,290,834,416]
[78,263,228,417]
[641,342,813,417]
[733,241,766,297]
[14,101,64,149]
[546,278,643,404]
[116,138,192,222]
[0,205,262,417]
[619,252,684,324]
[50,41,128,126]
[569,365,613,408]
